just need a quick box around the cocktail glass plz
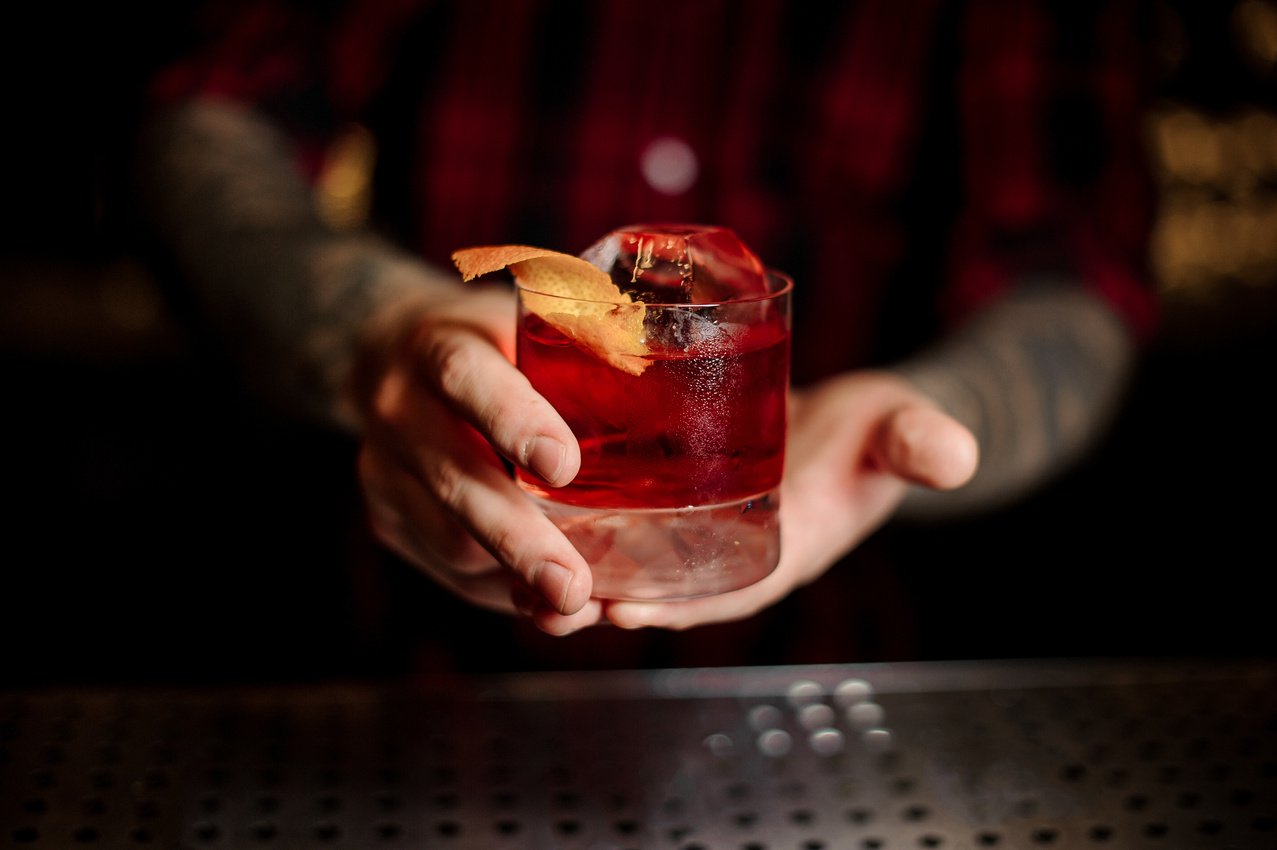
[515,234,791,600]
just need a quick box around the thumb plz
[873,405,978,490]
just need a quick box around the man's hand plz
[355,285,606,633]
[356,288,977,636]
[601,371,978,630]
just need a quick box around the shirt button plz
[640,135,699,195]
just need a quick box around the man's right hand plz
[354,284,605,633]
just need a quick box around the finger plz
[511,584,607,635]
[873,405,978,490]
[414,321,581,488]
[362,414,594,616]
[602,567,790,631]
[359,444,494,575]
[363,451,562,617]
[604,594,764,631]
[432,564,524,615]
[365,362,595,615]
[411,423,593,614]
[361,449,517,613]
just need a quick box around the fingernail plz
[535,560,575,613]
[527,435,566,486]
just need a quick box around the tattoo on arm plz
[138,99,455,427]
[894,281,1136,517]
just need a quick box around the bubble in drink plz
[581,223,770,304]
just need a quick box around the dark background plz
[2,2,1275,688]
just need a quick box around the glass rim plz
[514,269,793,309]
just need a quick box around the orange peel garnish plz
[452,245,649,375]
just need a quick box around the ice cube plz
[645,309,719,351]
[642,308,747,355]
[580,224,769,304]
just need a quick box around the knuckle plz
[369,385,395,425]
[481,523,523,573]
[427,334,482,401]
[367,368,409,428]
[891,429,920,471]
[416,467,504,576]
[425,457,468,513]
[474,395,512,447]
[423,330,540,452]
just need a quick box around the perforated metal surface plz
[2,661,1274,849]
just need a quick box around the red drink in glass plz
[515,260,791,600]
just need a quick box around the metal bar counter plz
[2,660,1274,849]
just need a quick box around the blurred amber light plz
[316,124,376,231]
[1147,101,1277,305]
[1149,108,1224,186]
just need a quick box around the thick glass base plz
[529,491,780,601]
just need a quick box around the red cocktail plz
[514,225,792,600]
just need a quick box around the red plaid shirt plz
[153,0,1157,383]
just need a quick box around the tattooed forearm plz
[138,99,455,427]
[894,281,1136,517]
